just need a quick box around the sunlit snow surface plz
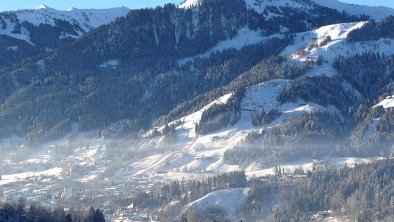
[0,167,62,186]
[186,188,249,221]
[281,22,394,77]
[374,95,394,109]
[363,95,394,138]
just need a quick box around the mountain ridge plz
[0,5,129,68]
[181,0,394,19]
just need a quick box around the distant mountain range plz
[181,0,394,19]
[0,5,129,68]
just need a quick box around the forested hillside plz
[0,201,105,222]
[127,159,394,221]
[0,0,367,142]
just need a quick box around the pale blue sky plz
[0,0,393,12]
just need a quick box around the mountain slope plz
[0,0,367,142]
[137,20,394,181]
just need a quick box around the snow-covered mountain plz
[0,5,129,44]
[0,5,129,68]
[181,0,394,20]
[136,20,392,181]
[0,0,391,147]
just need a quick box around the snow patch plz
[179,0,204,9]
[100,59,120,69]
[35,5,49,10]
[242,80,327,116]
[179,28,280,65]
[281,22,394,77]
[203,27,265,54]
[246,157,371,177]
[187,188,248,221]
[373,95,394,109]
[0,167,62,186]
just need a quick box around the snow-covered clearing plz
[246,157,371,177]
[0,167,62,186]
[281,22,394,77]
[187,188,248,221]
[178,28,280,65]
[374,95,394,109]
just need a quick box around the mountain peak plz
[67,7,78,11]
[35,4,50,10]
